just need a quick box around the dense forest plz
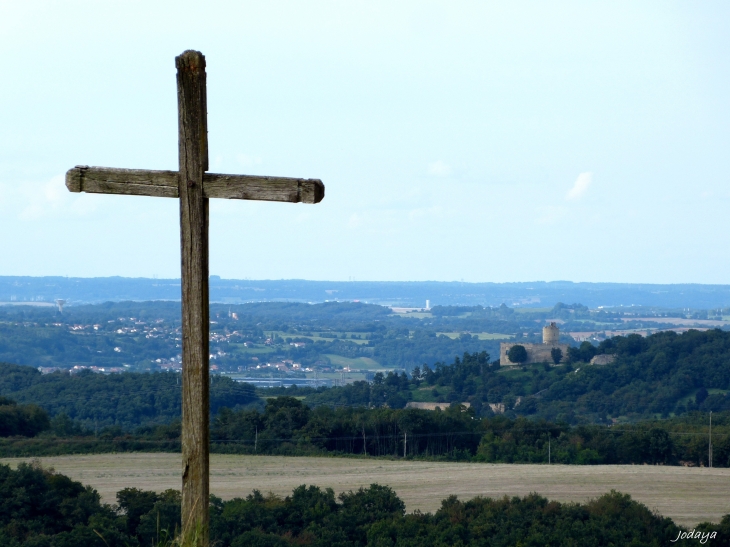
[0,461,725,547]
[0,397,48,437]
[0,364,257,430]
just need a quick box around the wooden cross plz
[65,50,324,546]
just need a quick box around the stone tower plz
[543,322,559,345]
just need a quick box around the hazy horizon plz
[4,276,730,309]
[8,273,730,286]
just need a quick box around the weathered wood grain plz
[176,49,210,547]
[203,174,324,204]
[65,167,324,203]
[65,166,179,198]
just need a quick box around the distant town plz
[2,296,728,392]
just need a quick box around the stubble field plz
[1,454,727,527]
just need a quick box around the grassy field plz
[513,307,552,314]
[436,332,514,340]
[323,354,382,369]
[390,311,433,319]
[228,344,276,355]
[1,454,727,527]
[270,331,371,345]
[411,385,447,402]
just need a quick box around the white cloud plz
[427,160,451,177]
[19,175,69,220]
[17,175,96,220]
[565,172,592,201]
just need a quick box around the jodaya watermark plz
[671,529,717,544]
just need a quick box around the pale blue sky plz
[1,1,728,283]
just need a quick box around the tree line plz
[2,396,728,468]
[1,460,725,547]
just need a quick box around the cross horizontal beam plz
[65,166,324,204]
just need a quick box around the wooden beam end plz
[312,180,325,204]
[301,179,324,204]
[65,166,87,193]
[176,50,206,71]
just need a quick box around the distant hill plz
[4,275,730,308]
[0,364,258,430]
[306,329,730,423]
[2,328,729,428]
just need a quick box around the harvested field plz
[1,454,728,526]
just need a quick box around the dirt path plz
[2,454,727,526]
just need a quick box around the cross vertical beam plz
[176,50,210,546]
[64,49,325,547]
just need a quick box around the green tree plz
[136,489,181,546]
[0,398,50,437]
[116,487,159,537]
[507,345,528,364]
[551,347,563,364]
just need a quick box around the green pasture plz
[513,307,552,314]
[436,332,513,340]
[269,331,371,345]
[228,344,276,355]
[676,388,729,407]
[312,371,369,382]
[389,311,434,319]
[322,354,382,369]
[402,312,433,319]
[410,385,445,403]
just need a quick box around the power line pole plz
[548,437,551,464]
[709,411,713,468]
[403,431,407,458]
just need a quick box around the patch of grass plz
[410,386,446,403]
[437,332,514,340]
[228,344,276,355]
[270,331,371,345]
[512,307,552,314]
[314,372,370,382]
[322,354,382,369]
[675,388,730,408]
